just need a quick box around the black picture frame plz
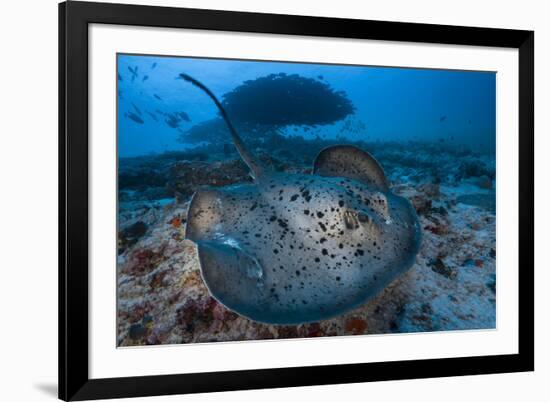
[59,1,534,400]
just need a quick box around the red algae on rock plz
[345,318,369,335]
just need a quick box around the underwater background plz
[117,54,496,346]
[118,55,495,157]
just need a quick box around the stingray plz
[179,74,421,325]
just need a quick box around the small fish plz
[118,90,123,99]
[142,75,149,82]
[126,111,144,124]
[439,115,447,122]
[128,66,138,82]
[151,62,157,69]
[168,112,181,121]
[165,113,180,128]
[178,111,190,122]
[153,94,163,101]
[117,73,123,82]
[147,111,158,122]
[131,102,142,116]
[165,117,179,129]
[318,75,324,80]
[468,119,472,124]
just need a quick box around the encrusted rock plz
[166,159,251,197]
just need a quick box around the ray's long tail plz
[178,73,264,180]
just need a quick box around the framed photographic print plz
[59,1,534,400]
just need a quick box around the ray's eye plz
[343,210,359,230]
[343,210,374,231]
[357,212,370,223]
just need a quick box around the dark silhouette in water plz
[128,66,138,82]
[440,115,447,122]
[125,111,144,124]
[153,94,163,101]
[178,111,191,122]
[131,103,142,116]
[221,73,355,127]
[165,115,179,129]
[161,110,191,130]
[178,73,355,145]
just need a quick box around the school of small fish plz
[119,62,192,131]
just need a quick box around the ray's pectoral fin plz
[186,189,225,242]
[313,145,389,191]
[196,240,265,317]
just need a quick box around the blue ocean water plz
[117,54,496,158]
